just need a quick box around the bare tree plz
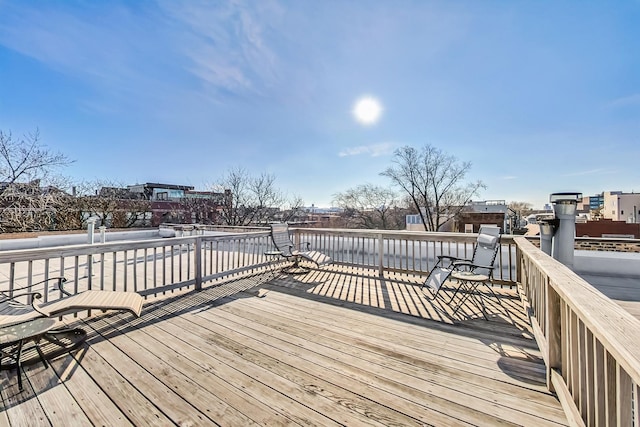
[216,167,288,226]
[280,195,306,223]
[0,130,74,232]
[508,201,533,217]
[333,184,405,229]
[0,129,71,188]
[172,194,223,225]
[381,145,485,231]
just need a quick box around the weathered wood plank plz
[198,303,517,426]
[82,321,216,426]
[70,341,177,426]
[216,292,567,425]
[230,289,556,400]
[85,314,274,426]
[149,307,395,427]
[0,369,50,426]
[1,266,569,427]
[22,363,91,426]
[47,350,133,427]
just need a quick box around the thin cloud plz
[339,143,395,157]
[159,0,283,97]
[0,2,183,112]
[606,93,640,109]
[562,168,615,177]
[501,176,517,180]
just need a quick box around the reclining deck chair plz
[270,223,332,274]
[1,277,144,327]
[421,226,504,320]
[1,277,144,389]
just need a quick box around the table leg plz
[34,338,49,369]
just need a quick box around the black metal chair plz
[1,277,144,389]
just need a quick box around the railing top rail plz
[292,227,516,243]
[514,236,640,384]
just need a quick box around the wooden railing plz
[6,226,637,424]
[292,228,518,284]
[515,236,640,426]
[1,226,519,304]
[0,231,274,301]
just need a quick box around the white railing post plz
[194,236,202,291]
[378,233,384,276]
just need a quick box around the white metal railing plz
[515,236,640,427]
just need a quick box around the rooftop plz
[0,227,638,425]
[1,268,567,426]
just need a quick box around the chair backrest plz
[470,226,501,276]
[270,223,294,256]
[423,266,452,294]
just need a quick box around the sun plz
[353,96,382,125]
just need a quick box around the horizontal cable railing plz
[515,236,640,427]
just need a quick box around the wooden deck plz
[1,266,569,426]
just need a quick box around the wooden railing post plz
[547,285,562,391]
[516,245,522,287]
[194,236,202,291]
[378,233,384,276]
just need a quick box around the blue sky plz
[1,1,639,209]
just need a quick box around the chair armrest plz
[2,276,67,293]
[453,261,495,271]
[295,241,311,251]
[0,290,43,302]
[52,277,73,297]
[1,277,67,302]
[436,255,466,267]
[0,290,48,316]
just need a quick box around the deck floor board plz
[1,266,569,426]
[214,290,566,425]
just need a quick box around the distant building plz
[602,191,640,223]
[589,194,604,211]
[455,200,511,233]
[137,183,228,226]
[576,219,640,239]
[92,182,230,226]
[405,200,514,233]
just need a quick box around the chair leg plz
[282,256,310,274]
[445,282,464,304]
[482,283,511,319]
[450,282,477,315]
[16,339,24,391]
[450,281,491,320]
